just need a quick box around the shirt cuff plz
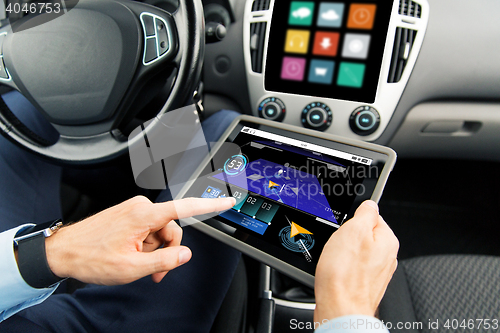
[315,315,389,332]
[0,224,59,322]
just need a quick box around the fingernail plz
[178,248,191,265]
[363,200,379,213]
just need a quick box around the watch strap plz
[14,219,62,242]
[17,232,63,289]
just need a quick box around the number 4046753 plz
[6,2,61,14]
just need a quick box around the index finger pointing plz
[153,197,236,227]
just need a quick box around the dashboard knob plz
[349,106,380,136]
[301,102,332,131]
[258,97,286,122]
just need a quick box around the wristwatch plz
[13,219,66,289]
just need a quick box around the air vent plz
[388,27,417,83]
[250,22,267,73]
[399,0,422,18]
[252,0,271,11]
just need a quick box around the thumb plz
[134,246,192,277]
[351,200,380,230]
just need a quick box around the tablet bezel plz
[175,115,396,288]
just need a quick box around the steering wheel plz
[0,0,204,165]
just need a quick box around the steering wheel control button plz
[140,13,172,65]
[258,98,286,122]
[301,102,332,131]
[156,19,169,55]
[145,38,158,63]
[349,106,380,136]
[143,15,155,36]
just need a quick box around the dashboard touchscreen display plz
[264,1,393,103]
[184,123,390,275]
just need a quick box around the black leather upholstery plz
[379,255,500,333]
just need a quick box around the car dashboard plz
[203,0,500,162]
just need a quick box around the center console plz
[242,0,429,323]
[244,0,429,141]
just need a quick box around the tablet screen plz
[264,0,393,103]
[184,122,390,275]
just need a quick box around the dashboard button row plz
[258,98,380,136]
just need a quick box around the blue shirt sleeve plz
[315,315,390,333]
[0,225,59,323]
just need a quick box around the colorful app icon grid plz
[282,2,377,89]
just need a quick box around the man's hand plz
[44,196,236,285]
[314,200,399,323]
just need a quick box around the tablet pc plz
[175,116,396,288]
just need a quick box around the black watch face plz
[265,0,393,103]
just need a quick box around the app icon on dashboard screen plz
[341,33,371,59]
[347,4,377,29]
[281,56,307,81]
[337,62,366,88]
[312,31,340,57]
[317,2,344,28]
[284,29,311,54]
[308,59,335,85]
[288,1,315,26]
